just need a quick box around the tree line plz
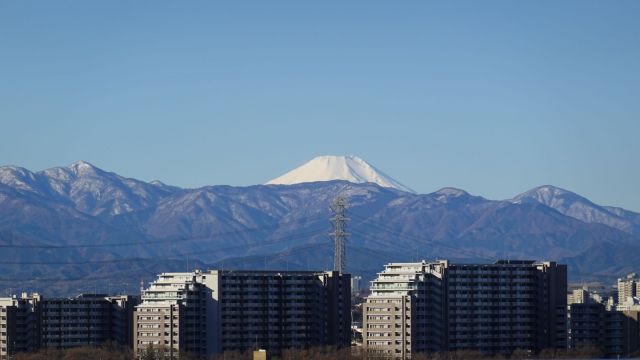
[12,343,637,360]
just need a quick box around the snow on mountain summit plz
[266,155,415,193]
[68,160,102,176]
[511,185,640,234]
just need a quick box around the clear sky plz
[1,1,639,210]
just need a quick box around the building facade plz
[1,293,136,359]
[41,294,138,349]
[214,270,350,353]
[363,261,447,359]
[363,260,568,359]
[134,270,350,357]
[617,273,639,305]
[568,287,640,358]
[568,302,640,357]
[446,260,567,355]
[0,294,41,360]
[134,272,213,358]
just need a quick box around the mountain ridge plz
[512,184,640,234]
[1,160,640,295]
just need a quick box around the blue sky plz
[1,1,639,210]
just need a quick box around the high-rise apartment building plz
[0,294,41,360]
[1,293,136,359]
[134,270,350,357]
[134,272,214,358]
[363,261,447,359]
[41,294,138,349]
[446,260,567,354]
[618,273,639,305]
[214,270,350,353]
[363,260,567,359]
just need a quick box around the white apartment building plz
[618,273,639,305]
[134,271,215,357]
[363,261,447,359]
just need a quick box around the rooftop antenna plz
[330,196,349,273]
[139,278,144,298]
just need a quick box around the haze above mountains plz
[1,155,639,295]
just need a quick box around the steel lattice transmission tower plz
[330,196,350,273]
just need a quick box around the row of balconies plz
[43,301,110,305]
[42,312,110,316]
[221,301,319,307]
[221,319,321,325]
[41,339,111,344]
[449,305,536,309]
[449,327,534,334]
[222,324,318,330]
[448,309,536,315]
[448,287,535,292]
[448,290,538,302]
[222,323,319,329]
[448,308,536,313]
[366,332,410,338]
[221,303,316,309]
[449,312,536,318]
[449,321,536,326]
[220,309,316,316]
[221,331,320,337]
[222,284,315,290]
[222,283,314,289]
[42,328,111,333]
[454,342,539,351]
[449,269,535,274]
[448,275,535,280]
[447,293,537,299]
[221,293,316,300]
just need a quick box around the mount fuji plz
[266,155,415,193]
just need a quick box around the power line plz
[0,227,327,266]
[0,210,493,267]
[0,213,329,249]
[348,212,495,260]
[0,204,578,284]
[0,239,334,283]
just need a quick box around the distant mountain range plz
[0,157,639,295]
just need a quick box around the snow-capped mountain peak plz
[0,165,39,192]
[434,187,469,197]
[511,185,640,234]
[266,155,415,193]
[512,185,573,205]
[68,160,102,176]
[432,187,469,202]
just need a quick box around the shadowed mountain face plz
[1,161,639,295]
